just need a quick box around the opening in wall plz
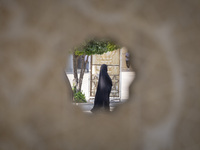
[65,38,135,113]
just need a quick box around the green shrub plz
[72,86,76,94]
[74,91,87,103]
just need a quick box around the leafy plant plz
[74,39,120,56]
[73,90,87,103]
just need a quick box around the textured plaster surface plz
[0,0,200,150]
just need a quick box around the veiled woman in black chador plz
[91,64,112,113]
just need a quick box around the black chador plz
[91,64,112,113]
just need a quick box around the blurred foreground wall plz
[0,0,200,150]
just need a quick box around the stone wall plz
[0,0,199,150]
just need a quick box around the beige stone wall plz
[0,0,200,150]
[91,50,120,97]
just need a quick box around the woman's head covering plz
[100,64,107,72]
[99,64,112,88]
[99,64,108,77]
